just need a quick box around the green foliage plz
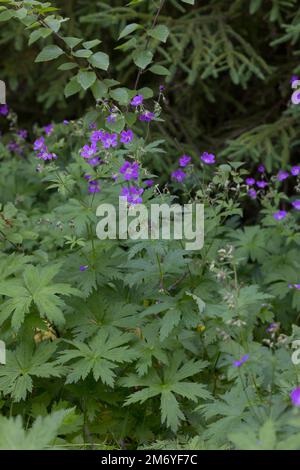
[1,0,300,452]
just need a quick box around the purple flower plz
[290,387,300,407]
[277,170,289,181]
[101,132,118,149]
[17,129,27,140]
[248,189,257,199]
[80,144,97,159]
[171,169,186,182]
[33,136,46,152]
[292,200,300,210]
[288,283,300,289]
[200,152,216,165]
[38,151,57,161]
[139,111,155,122]
[107,114,116,123]
[89,122,97,129]
[179,154,191,167]
[131,95,144,106]
[273,210,287,220]
[7,141,21,154]
[233,354,249,368]
[246,178,256,186]
[291,75,299,86]
[121,186,144,205]
[144,179,154,187]
[291,166,300,176]
[88,157,101,166]
[0,104,8,116]
[266,322,279,333]
[63,120,69,125]
[90,130,104,144]
[112,173,118,181]
[159,85,165,92]
[44,124,54,136]
[257,164,265,173]
[80,265,89,272]
[88,180,100,193]
[119,161,139,181]
[256,180,268,188]
[84,174,92,181]
[120,129,134,144]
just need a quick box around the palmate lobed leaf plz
[0,264,82,329]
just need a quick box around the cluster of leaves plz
[0,0,300,452]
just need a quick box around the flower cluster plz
[33,135,57,161]
[130,94,155,122]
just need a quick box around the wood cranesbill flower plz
[179,155,191,167]
[139,111,155,122]
[256,181,268,188]
[44,124,54,136]
[290,387,300,406]
[257,164,265,173]
[120,129,134,144]
[233,354,249,367]
[121,186,144,205]
[171,169,186,182]
[131,95,144,106]
[80,144,97,159]
[200,152,216,165]
[292,200,300,210]
[291,166,300,176]
[246,178,256,186]
[0,104,8,116]
[248,189,257,199]
[273,210,287,220]
[119,161,139,181]
[277,170,289,181]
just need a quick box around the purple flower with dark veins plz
[34,137,46,152]
[120,129,134,144]
[101,132,118,149]
[292,200,300,210]
[200,152,216,165]
[131,95,144,106]
[179,154,191,167]
[246,178,256,186]
[80,144,96,159]
[233,354,249,367]
[90,130,104,144]
[119,161,139,181]
[277,170,289,181]
[290,387,300,407]
[121,186,144,205]
[139,111,155,122]
[291,166,300,176]
[171,169,186,182]
[273,210,287,220]
[257,164,265,173]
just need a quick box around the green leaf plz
[0,10,14,21]
[91,80,108,100]
[148,25,169,43]
[58,62,78,71]
[88,52,110,71]
[149,64,170,76]
[83,39,101,49]
[110,87,129,105]
[133,50,153,69]
[77,70,97,90]
[118,23,141,40]
[73,49,92,58]
[35,45,64,62]
[0,410,70,449]
[180,0,195,4]
[63,36,82,49]
[64,78,82,98]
